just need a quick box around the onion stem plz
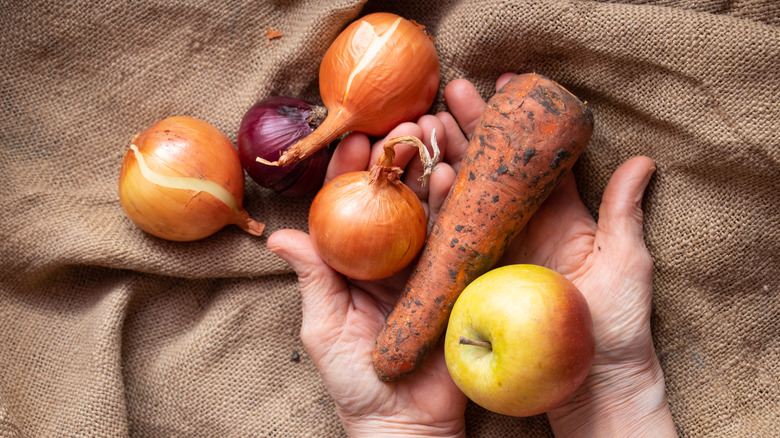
[375,129,440,186]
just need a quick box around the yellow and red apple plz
[444,264,595,417]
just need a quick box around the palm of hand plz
[501,158,657,371]
[269,119,468,433]
[299,240,466,430]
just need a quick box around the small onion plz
[119,116,264,242]
[308,134,439,280]
[237,96,332,196]
[259,12,440,167]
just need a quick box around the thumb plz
[597,156,656,248]
[267,229,349,328]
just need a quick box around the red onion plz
[237,96,332,196]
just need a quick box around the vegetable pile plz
[116,12,596,388]
[119,12,439,243]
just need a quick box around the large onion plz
[308,134,438,280]
[237,96,332,196]
[119,116,264,242]
[259,12,440,167]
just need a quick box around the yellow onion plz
[119,116,264,242]
[260,12,440,167]
[308,134,439,280]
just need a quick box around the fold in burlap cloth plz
[1,1,778,436]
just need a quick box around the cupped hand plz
[267,120,467,438]
[443,74,675,436]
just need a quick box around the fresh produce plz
[308,135,438,280]
[444,264,595,417]
[119,116,264,241]
[258,12,440,167]
[372,73,594,381]
[237,96,332,196]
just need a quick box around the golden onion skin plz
[308,170,427,281]
[319,12,440,135]
[119,116,263,242]
[263,12,440,167]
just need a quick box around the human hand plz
[442,74,676,436]
[267,120,467,437]
[270,71,677,437]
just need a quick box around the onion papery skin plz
[119,116,264,242]
[269,12,440,166]
[237,96,331,196]
[320,12,440,134]
[308,170,427,281]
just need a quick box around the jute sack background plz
[1,0,778,436]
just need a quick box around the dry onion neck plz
[369,129,440,186]
[305,105,328,126]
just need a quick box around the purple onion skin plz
[237,96,332,196]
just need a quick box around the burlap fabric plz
[1,0,778,436]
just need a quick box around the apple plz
[444,264,595,417]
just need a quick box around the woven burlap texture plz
[1,0,778,437]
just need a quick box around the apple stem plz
[459,336,492,349]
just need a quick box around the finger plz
[325,132,371,183]
[435,111,469,175]
[425,162,456,229]
[368,122,423,171]
[596,156,656,249]
[495,72,517,91]
[444,78,486,138]
[267,229,350,349]
[402,114,447,200]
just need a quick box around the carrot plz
[372,73,594,381]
